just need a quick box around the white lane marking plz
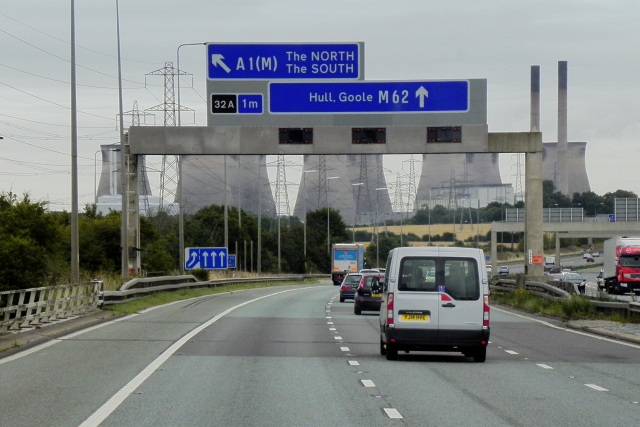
[505,350,519,355]
[334,336,342,340]
[327,322,333,325]
[329,328,336,331]
[361,380,375,387]
[0,314,137,365]
[492,306,640,349]
[384,408,403,419]
[340,347,350,351]
[537,364,554,370]
[326,316,332,319]
[349,360,359,366]
[585,384,609,392]
[79,287,312,427]
[0,340,60,365]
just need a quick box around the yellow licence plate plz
[371,293,382,298]
[401,314,429,321]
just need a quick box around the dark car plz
[353,274,385,315]
[339,273,362,302]
[562,272,586,294]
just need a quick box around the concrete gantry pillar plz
[556,233,561,265]
[525,149,544,277]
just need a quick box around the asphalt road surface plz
[1,281,640,426]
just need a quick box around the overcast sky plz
[1,1,639,211]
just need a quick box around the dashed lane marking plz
[537,364,554,369]
[340,347,350,351]
[361,380,375,387]
[505,350,519,355]
[349,361,359,366]
[384,408,403,419]
[585,384,609,392]
[334,336,342,340]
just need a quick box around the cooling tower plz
[292,154,391,226]
[415,153,503,203]
[542,142,590,194]
[97,144,151,198]
[180,155,276,216]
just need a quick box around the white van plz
[379,247,490,362]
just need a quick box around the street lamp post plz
[351,183,364,243]
[176,42,206,274]
[326,177,339,255]
[376,187,388,267]
[302,169,317,273]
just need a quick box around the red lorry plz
[603,237,640,295]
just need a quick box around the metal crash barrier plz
[0,282,102,332]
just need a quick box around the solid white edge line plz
[384,408,403,419]
[0,314,139,365]
[79,287,313,427]
[492,306,640,349]
[0,340,61,365]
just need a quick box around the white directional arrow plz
[186,252,199,269]
[211,54,231,73]
[211,251,217,267]
[415,86,429,108]
[219,251,226,267]
[202,252,209,268]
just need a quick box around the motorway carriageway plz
[1,281,640,426]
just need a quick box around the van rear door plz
[438,257,484,341]
[394,257,440,339]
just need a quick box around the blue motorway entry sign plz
[228,254,236,269]
[269,81,469,114]
[207,43,361,80]
[185,247,228,270]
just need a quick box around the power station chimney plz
[530,65,540,132]
[557,61,569,195]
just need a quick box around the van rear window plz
[398,257,479,300]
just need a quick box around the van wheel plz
[473,346,487,363]
[380,338,387,356]
[386,343,398,360]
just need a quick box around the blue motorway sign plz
[269,81,469,114]
[211,94,263,114]
[227,254,236,269]
[207,43,361,80]
[185,247,228,270]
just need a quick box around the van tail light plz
[483,294,490,328]
[387,293,394,325]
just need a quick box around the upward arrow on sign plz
[416,86,429,108]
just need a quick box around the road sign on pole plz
[207,43,363,80]
[185,247,228,270]
[228,254,236,269]
[269,81,469,114]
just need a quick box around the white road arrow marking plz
[211,54,231,73]
[415,86,429,108]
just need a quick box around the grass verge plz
[103,279,321,315]
[493,289,640,323]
